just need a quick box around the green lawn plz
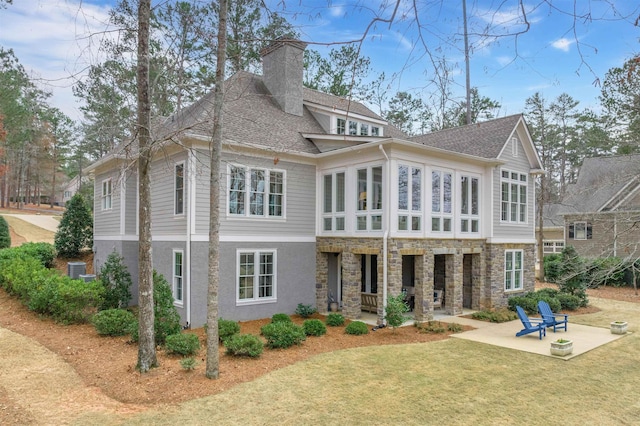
[116,297,640,426]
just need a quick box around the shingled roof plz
[409,114,524,159]
[558,155,640,215]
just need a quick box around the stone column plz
[445,252,463,315]
[315,250,328,314]
[414,252,434,322]
[341,252,361,319]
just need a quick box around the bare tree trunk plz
[206,0,228,380]
[136,0,157,373]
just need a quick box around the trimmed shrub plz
[447,323,463,333]
[326,313,345,327]
[165,333,201,356]
[271,313,292,323]
[225,334,264,357]
[17,242,56,268]
[0,216,10,249]
[261,322,306,349]
[180,357,198,371]
[471,308,518,323]
[218,319,240,343]
[418,321,446,334]
[128,271,182,345]
[51,277,104,324]
[557,293,582,311]
[345,321,369,335]
[385,293,409,329]
[92,309,136,336]
[295,303,317,318]
[303,319,327,336]
[98,251,132,311]
[508,290,561,315]
[54,193,93,258]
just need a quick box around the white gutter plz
[379,144,390,325]
[185,149,195,327]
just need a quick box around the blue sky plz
[0,0,638,122]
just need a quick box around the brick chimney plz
[260,38,307,116]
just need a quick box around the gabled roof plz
[408,114,524,159]
[543,204,564,227]
[558,155,640,215]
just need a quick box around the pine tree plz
[54,193,93,257]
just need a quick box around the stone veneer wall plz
[316,237,535,323]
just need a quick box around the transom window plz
[237,250,276,304]
[501,169,527,223]
[505,250,523,291]
[431,170,452,232]
[101,178,112,211]
[460,175,479,233]
[398,164,422,231]
[228,165,284,218]
[175,162,184,215]
[356,166,383,231]
[173,250,184,304]
[323,171,346,232]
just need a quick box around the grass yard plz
[122,297,639,425]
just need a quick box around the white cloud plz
[551,38,573,52]
[329,5,345,18]
[0,0,113,120]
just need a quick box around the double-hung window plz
[175,162,184,215]
[504,250,523,291]
[323,172,346,231]
[501,170,527,223]
[431,170,452,232]
[228,165,285,218]
[569,222,592,240]
[398,164,422,231]
[336,118,346,135]
[356,166,383,231]
[237,250,276,304]
[460,175,479,233]
[101,179,112,211]
[173,250,184,304]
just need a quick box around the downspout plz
[186,150,195,327]
[379,144,390,325]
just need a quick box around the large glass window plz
[460,175,479,233]
[356,166,383,231]
[101,178,112,211]
[173,250,183,304]
[505,250,523,291]
[237,250,276,303]
[175,163,184,215]
[336,118,346,135]
[501,170,527,223]
[323,172,346,231]
[431,170,452,232]
[398,164,422,231]
[228,165,284,218]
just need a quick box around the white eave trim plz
[303,102,387,125]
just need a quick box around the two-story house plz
[87,39,543,327]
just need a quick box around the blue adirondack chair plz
[538,300,568,332]
[515,306,546,339]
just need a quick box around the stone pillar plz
[471,252,485,310]
[315,250,328,314]
[341,252,361,319]
[415,252,435,322]
[445,252,463,315]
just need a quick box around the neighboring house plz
[536,203,565,262]
[61,174,91,206]
[87,39,544,327]
[558,155,640,259]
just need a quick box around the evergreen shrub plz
[92,309,136,336]
[98,251,132,310]
[303,319,327,336]
[0,216,10,249]
[345,321,369,335]
[165,333,200,356]
[326,313,345,327]
[54,193,93,257]
[218,319,240,343]
[260,322,306,348]
[225,334,264,357]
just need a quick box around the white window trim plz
[236,249,278,306]
[172,249,184,306]
[459,174,480,234]
[397,163,423,233]
[500,169,528,224]
[574,221,588,240]
[227,165,286,219]
[356,165,384,232]
[174,161,185,216]
[322,170,347,233]
[504,249,523,292]
[101,178,112,211]
[333,115,384,137]
[430,168,454,234]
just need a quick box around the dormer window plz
[371,126,380,136]
[333,117,383,136]
[349,120,358,135]
[337,118,346,135]
[360,123,369,136]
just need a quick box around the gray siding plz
[124,170,138,235]
[94,169,122,235]
[150,152,188,235]
[492,137,536,240]
[194,151,316,237]
[310,110,331,133]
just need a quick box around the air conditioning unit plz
[67,262,86,279]
[79,274,96,283]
